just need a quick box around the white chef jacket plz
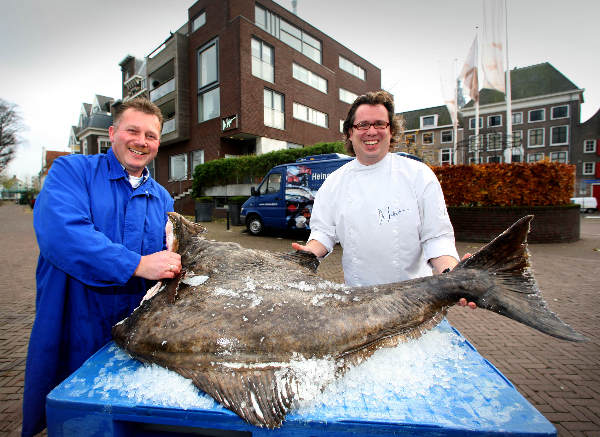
[308,153,459,287]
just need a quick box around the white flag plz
[439,60,458,128]
[459,36,479,103]
[481,0,506,93]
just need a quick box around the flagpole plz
[453,58,458,164]
[475,27,480,164]
[504,0,513,163]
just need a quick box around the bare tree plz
[0,99,24,175]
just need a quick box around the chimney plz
[292,0,297,14]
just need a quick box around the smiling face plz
[109,108,161,177]
[348,104,392,166]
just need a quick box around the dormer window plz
[420,115,437,129]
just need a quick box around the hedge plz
[192,142,345,197]
[432,162,575,207]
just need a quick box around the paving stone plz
[1,202,599,436]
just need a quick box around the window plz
[487,156,502,163]
[251,38,274,83]
[469,117,483,130]
[550,125,568,145]
[551,105,569,119]
[488,115,502,127]
[339,120,344,133]
[98,137,111,154]
[511,147,522,163]
[512,112,522,125]
[487,132,502,151]
[191,150,204,176]
[405,133,416,146]
[169,153,187,181]
[422,132,434,144]
[293,102,327,128]
[264,89,284,130]
[528,128,544,147]
[339,56,365,80]
[584,139,597,153]
[527,152,544,162]
[511,131,523,148]
[550,151,567,163]
[339,88,358,104]
[440,148,453,165]
[82,139,88,155]
[255,5,322,63]
[528,109,545,122]
[441,130,453,143]
[260,172,282,195]
[292,63,327,93]
[198,88,220,123]
[197,40,220,123]
[420,115,437,128]
[583,162,595,175]
[191,11,206,32]
[468,135,478,152]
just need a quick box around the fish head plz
[167,212,207,254]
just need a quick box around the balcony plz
[162,117,176,135]
[150,78,175,102]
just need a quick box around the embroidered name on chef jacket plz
[377,206,410,225]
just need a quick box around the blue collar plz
[106,148,155,195]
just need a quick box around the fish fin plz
[456,215,587,342]
[278,250,320,273]
[164,270,186,304]
[176,366,294,428]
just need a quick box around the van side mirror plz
[251,186,258,196]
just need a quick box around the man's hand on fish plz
[291,240,329,258]
[431,253,476,309]
[134,251,182,280]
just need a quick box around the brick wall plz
[448,206,580,243]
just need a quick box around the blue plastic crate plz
[47,320,556,436]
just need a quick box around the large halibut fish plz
[112,213,585,428]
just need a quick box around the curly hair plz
[342,90,403,156]
[114,97,164,129]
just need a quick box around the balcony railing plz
[162,117,176,135]
[150,78,175,102]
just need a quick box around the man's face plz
[109,108,161,177]
[348,104,391,166]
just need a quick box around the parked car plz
[570,197,598,213]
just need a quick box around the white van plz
[570,197,598,213]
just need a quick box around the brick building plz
[118,0,381,214]
[460,63,583,166]
[572,107,600,202]
[397,105,464,166]
[72,95,115,156]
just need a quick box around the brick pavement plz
[1,201,598,436]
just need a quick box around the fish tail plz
[455,215,586,342]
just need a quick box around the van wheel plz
[247,216,264,235]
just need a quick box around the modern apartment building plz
[397,105,464,166]
[460,63,583,166]
[119,0,381,214]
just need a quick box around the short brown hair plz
[342,90,403,156]
[113,98,164,129]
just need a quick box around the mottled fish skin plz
[112,213,586,428]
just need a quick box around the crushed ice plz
[80,326,536,427]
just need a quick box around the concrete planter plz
[447,205,580,243]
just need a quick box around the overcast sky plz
[2,0,599,181]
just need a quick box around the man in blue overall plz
[22,98,182,436]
